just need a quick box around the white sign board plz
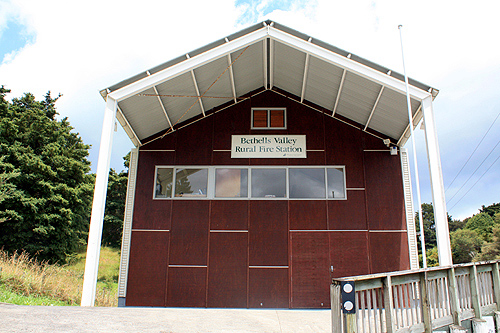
[231,135,306,158]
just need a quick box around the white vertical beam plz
[263,38,268,90]
[269,39,274,89]
[421,95,452,266]
[81,96,118,306]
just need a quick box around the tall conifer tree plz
[0,87,93,263]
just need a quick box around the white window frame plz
[153,165,347,200]
[251,107,287,130]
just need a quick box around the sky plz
[0,0,499,221]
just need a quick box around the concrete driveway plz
[0,303,331,332]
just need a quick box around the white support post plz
[81,96,118,306]
[421,96,453,266]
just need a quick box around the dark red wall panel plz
[369,232,410,274]
[248,268,289,308]
[126,89,411,308]
[287,103,325,150]
[324,118,364,189]
[175,116,213,165]
[328,191,367,230]
[132,200,172,230]
[126,231,169,306]
[330,231,370,278]
[210,200,248,230]
[207,232,248,307]
[290,232,330,308]
[249,200,288,266]
[289,201,327,230]
[169,200,209,265]
[364,151,406,230]
[213,99,251,150]
[166,267,207,307]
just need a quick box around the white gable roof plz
[101,21,438,147]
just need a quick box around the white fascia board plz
[109,28,269,102]
[267,27,431,101]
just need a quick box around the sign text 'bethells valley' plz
[231,135,306,158]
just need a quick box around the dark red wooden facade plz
[125,90,409,308]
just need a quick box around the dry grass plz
[0,248,118,306]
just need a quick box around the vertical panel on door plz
[290,232,330,308]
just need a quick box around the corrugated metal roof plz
[102,20,438,147]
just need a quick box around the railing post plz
[492,263,500,310]
[383,276,395,333]
[448,267,462,325]
[419,271,433,332]
[470,263,482,319]
[332,282,342,333]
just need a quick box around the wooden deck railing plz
[331,261,500,332]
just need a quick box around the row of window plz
[154,166,346,200]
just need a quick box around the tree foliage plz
[480,202,500,218]
[0,87,93,263]
[465,212,497,242]
[102,158,128,248]
[450,229,483,264]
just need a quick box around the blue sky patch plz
[236,0,308,25]
[0,19,35,64]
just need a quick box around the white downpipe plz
[398,25,427,268]
[81,96,117,306]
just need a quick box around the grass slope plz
[0,247,120,306]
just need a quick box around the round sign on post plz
[340,281,356,314]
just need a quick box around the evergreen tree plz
[0,87,93,263]
[450,229,483,264]
[480,203,500,218]
[102,155,129,248]
[465,212,498,242]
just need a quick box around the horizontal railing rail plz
[331,260,500,332]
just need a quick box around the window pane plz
[155,168,173,198]
[215,168,248,198]
[270,109,285,128]
[174,168,208,197]
[327,168,345,198]
[253,110,268,128]
[251,168,286,198]
[289,168,326,198]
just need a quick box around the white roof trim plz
[109,27,269,102]
[267,27,431,101]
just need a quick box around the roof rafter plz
[146,71,174,131]
[300,37,313,103]
[332,64,348,116]
[364,85,385,131]
[225,38,238,103]
[186,54,205,117]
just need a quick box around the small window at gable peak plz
[251,108,286,129]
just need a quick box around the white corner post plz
[81,96,118,306]
[421,96,453,266]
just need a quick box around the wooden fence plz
[331,261,500,332]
